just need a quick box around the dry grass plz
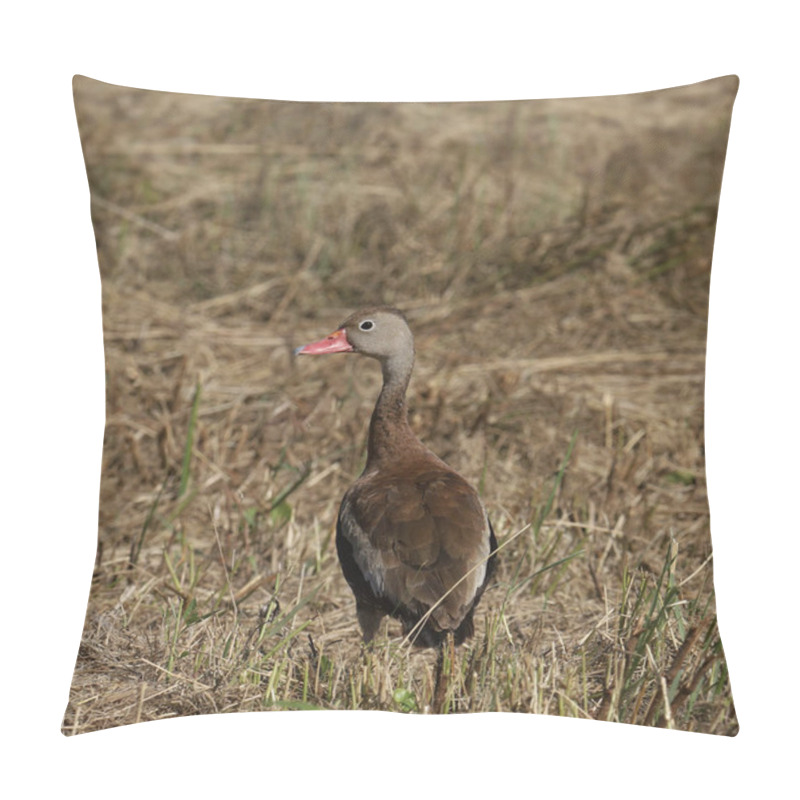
[63,75,738,735]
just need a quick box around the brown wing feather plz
[340,464,491,635]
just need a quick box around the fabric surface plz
[65,75,738,734]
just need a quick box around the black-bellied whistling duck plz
[296,307,497,648]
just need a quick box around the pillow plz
[64,74,738,734]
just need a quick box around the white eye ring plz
[359,319,375,332]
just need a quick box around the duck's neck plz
[365,352,421,468]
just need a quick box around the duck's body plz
[297,307,496,647]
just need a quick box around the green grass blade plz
[179,381,201,498]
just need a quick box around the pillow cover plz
[65,75,738,735]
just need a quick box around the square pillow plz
[65,74,738,734]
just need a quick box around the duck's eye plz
[359,320,375,332]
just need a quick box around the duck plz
[296,306,497,648]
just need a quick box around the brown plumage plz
[296,307,496,647]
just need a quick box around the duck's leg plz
[356,603,384,644]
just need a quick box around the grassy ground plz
[63,75,738,734]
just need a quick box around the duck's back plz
[336,454,496,646]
